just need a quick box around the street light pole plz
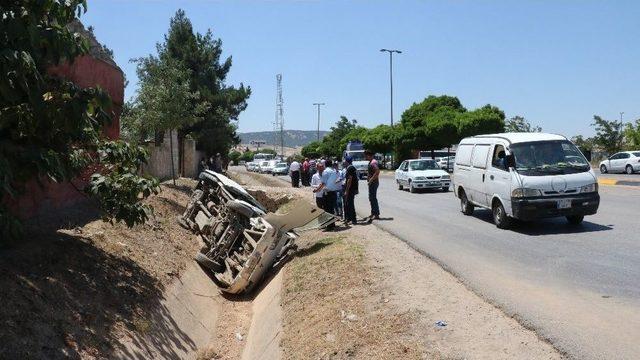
[313,102,325,141]
[380,48,402,167]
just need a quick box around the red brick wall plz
[7,56,124,219]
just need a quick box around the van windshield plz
[346,151,366,161]
[510,140,590,176]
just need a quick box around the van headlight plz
[579,183,598,193]
[511,188,542,198]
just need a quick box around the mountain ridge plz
[238,130,329,148]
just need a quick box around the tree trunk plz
[169,129,176,186]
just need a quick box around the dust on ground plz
[231,168,563,360]
[0,178,202,359]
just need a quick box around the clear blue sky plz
[82,0,639,136]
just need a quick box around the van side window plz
[471,144,491,169]
[400,161,408,171]
[491,145,507,170]
[456,144,474,166]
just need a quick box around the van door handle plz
[490,175,494,180]
[482,174,485,182]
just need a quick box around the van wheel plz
[441,186,449,192]
[600,165,608,174]
[397,180,403,190]
[460,191,474,215]
[626,165,634,175]
[566,215,584,225]
[492,201,511,229]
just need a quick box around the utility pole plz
[275,74,284,159]
[313,102,325,141]
[380,48,402,167]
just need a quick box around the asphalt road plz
[261,168,639,359]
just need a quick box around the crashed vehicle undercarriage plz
[179,170,336,294]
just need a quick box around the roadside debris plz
[179,170,337,294]
[434,320,448,328]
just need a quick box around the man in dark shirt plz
[343,156,359,225]
[365,150,380,222]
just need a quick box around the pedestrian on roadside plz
[365,150,380,222]
[343,156,358,225]
[197,158,206,178]
[214,153,223,173]
[207,156,214,171]
[314,159,340,230]
[311,162,325,208]
[334,160,344,217]
[289,159,301,187]
[301,158,310,186]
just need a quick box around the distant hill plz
[239,130,329,148]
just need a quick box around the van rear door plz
[469,143,492,207]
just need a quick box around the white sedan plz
[395,159,451,193]
[599,151,640,174]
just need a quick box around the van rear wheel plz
[460,191,474,215]
[492,201,511,229]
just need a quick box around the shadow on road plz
[471,209,613,236]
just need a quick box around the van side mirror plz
[505,154,516,169]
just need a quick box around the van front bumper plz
[511,192,600,221]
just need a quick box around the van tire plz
[492,201,511,229]
[600,165,608,174]
[442,186,449,192]
[566,215,584,225]
[460,191,474,215]
[626,165,634,174]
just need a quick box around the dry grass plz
[281,234,424,360]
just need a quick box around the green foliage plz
[571,135,596,151]
[592,115,624,155]
[505,116,542,133]
[239,150,255,162]
[160,9,251,156]
[317,116,359,158]
[362,125,395,154]
[0,1,159,242]
[228,150,241,165]
[624,119,640,149]
[301,141,322,159]
[87,141,160,227]
[457,105,505,139]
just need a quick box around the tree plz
[592,115,624,155]
[301,141,322,159]
[1,1,158,242]
[571,135,595,151]
[400,95,466,152]
[228,151,241,165]
[457,105,506,139]
[239,150,255,163]
[158,10,251,156]
[362,125,395,154]
[624,119,640,149]
[505,116,542,132]
[316,116,359,158]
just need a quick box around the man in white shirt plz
[310,162,325,208]
[289,159,301,187]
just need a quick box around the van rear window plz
[471,145,491,169]
[456,144,474,166]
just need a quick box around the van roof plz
[461,132,567,145]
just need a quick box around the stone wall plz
[142,131,179,181]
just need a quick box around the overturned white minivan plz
[453,133,600,228]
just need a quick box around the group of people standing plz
[289,151,380,229]
[198,153,224,175]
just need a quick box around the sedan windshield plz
[633,152,640,157]
[510,140,590,176]
[409,160,438,170]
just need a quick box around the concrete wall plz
[142,131,180,181]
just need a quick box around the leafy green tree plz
[1,1,159,241]
[624,119,640,149]
[400,96,465,153]
[159,10,251,156]
[338,126,369,153]
[505,116,542,132]
[592,115,624,155]
[318,116,359,158]
[457,105,506,139]
[362,125,395,154]
[571,135,595,151]
[228,150,241,165]
[239,151,254,162]
[301,141,322,159]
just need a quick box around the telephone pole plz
[275,74,284,158]
[380,48,402,167]
[313,102,325,141]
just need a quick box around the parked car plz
[178,170,336,294]
[245,161,256,171]
[272,162,289,176]
[395,159,451,193]
[436,156,455,171]
[453,133,599,229]
[599,151,640,174]
[258,160,270,173]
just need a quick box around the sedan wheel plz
[409,180,416,193]
[626,165,634,175]
[600,165,608,174]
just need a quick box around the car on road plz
[436,156,455,171]
[599,151,640,174]
[453,133,599,228]
[245,161,256,172]
[272,162,289,176]
[257,160,270,173]
[395,159,451,193]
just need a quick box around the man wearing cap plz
[343,155,358,225]
[313,158,340,230]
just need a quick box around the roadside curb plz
[598,178,640,187]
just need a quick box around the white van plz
[453,133,600,228]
